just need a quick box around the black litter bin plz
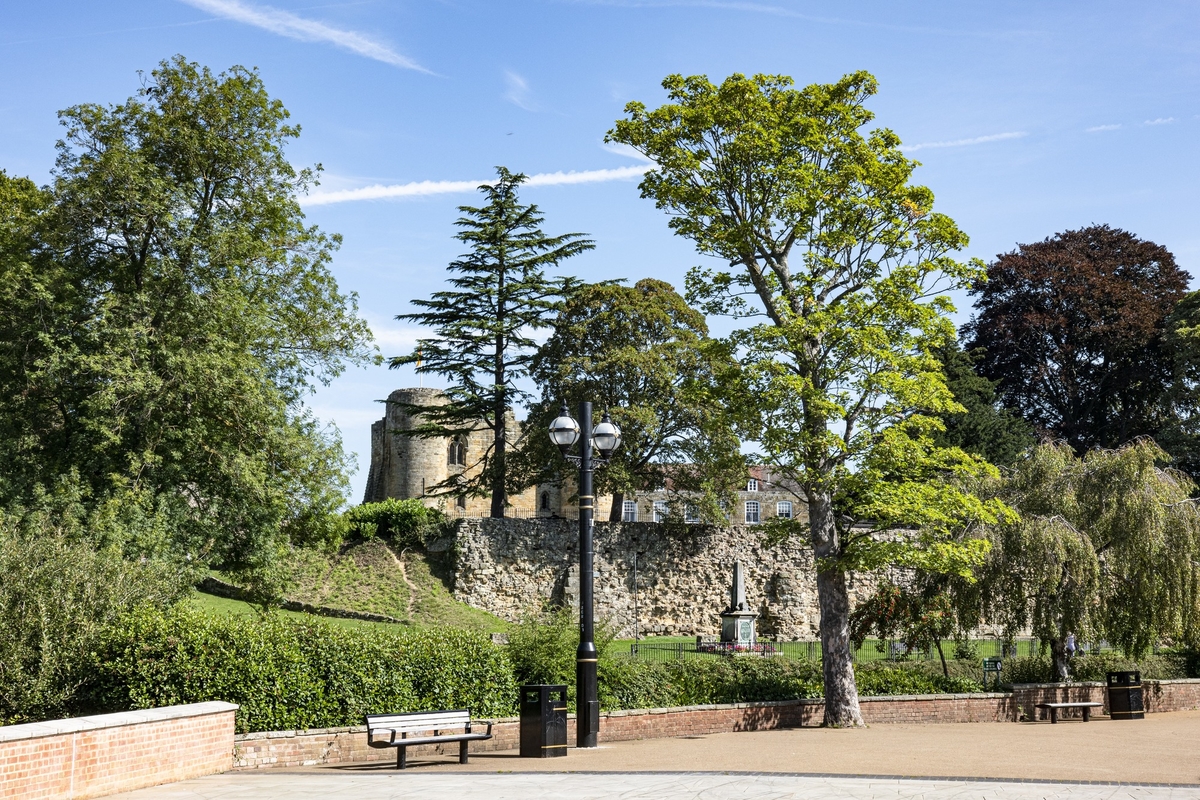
[1107,671,1145,720]
[520,684,568,758]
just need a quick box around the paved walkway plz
[112,711,1200,799]
[113,772,1199,800]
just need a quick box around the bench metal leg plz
[397,746,407,769]
[1049,707,1058,724]
[1082,706,1091,722]
[459,740,469,764]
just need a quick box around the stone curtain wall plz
[0,702,236,800]
[449,518,897,640]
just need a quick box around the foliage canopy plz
[522,278,744,521]
[0,57,373,570]
[610,70,1009,725]
[392,168,592,517]
[967,440,1200,679]
[964,225,1188,453]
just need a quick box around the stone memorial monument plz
[719,561,757,646]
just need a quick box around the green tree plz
[522,278,744,521]
[1158,291,1200,480]
[0,488,187,724]
[850,581,957,677]
[609,71,1008,726]
[970,440,1200,680]
[0,57,373,570]
[963,226,1187,453]
[392,168,593,518]
[932,341,1035,467]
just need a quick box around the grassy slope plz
[195,539,508,633]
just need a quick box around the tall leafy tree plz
[1157,291,1200,480]
[932,341,1035,467]
[0,57,373,569]
[521,278,744,521]
[392,168,593,517]
[966,440,1200,679]
[610,72,1008,726]
[963,226,1188,453]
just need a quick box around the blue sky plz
[3,1,1199,503]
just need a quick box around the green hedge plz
[342,498,444,547]
[89,607,517,733]
[1000,652,1195,684]
[597,658,981,710]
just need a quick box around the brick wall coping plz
[0,701,238,743]
[1011,678,1200,690]
[233,694,1016,742]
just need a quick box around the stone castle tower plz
[363,388,452,504]
[363,387,566,516]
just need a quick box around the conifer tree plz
[932,341,1035,467]
[391,168,593,517]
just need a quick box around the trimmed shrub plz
[854,663,982,695]
[90,606,516,733]
[600,657,822,710]
[1002,652,1195,684]
[343,499,444,548]
[0,524,185,725]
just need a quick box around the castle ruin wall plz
[447,517,899,640]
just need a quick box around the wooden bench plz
[1034,701,1103,723]
[365,709,493,769]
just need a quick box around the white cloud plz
[179,0,429,72]
[303,165,653,206]
[504,70,535,110]
[368,320,427,353]
[1144,117,1176,126]
[601,141,655,163]
[1086,124,1121,132]
[903,131,1027,152]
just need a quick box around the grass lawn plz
[198,539,509,633]
[188,591,407,631]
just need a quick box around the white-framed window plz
[776,501,793,520]
[653,500,669,523]
[745,501,761,524]
[684,503,700,523]
[747,478,759,492]
[622,500,638,522]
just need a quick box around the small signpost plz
[982,657,1003,690]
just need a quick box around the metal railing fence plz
[625,637,1088,664]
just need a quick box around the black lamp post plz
[548,402,621,749]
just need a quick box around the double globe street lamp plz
[548,402,621,749]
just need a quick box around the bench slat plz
[367,712,470,731]
[371,732,491,747]
[367,710,470,721]
[368,714,470,726]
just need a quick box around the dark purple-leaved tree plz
[963,225,1188,453]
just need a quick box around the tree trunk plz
[609,491,625,521]
[1049,637,1071,681]
[935,639,948,678]
[810,493,864,727]
[491,412,506,518]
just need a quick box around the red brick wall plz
[0,703,236,800]
[233,680,1200,770]
[1010,679,1200,720]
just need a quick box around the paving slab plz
[110,711,1200,799]
[393,710,1200,785]
[112,771,1199,800]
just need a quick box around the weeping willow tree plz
[972,440,1200,679]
